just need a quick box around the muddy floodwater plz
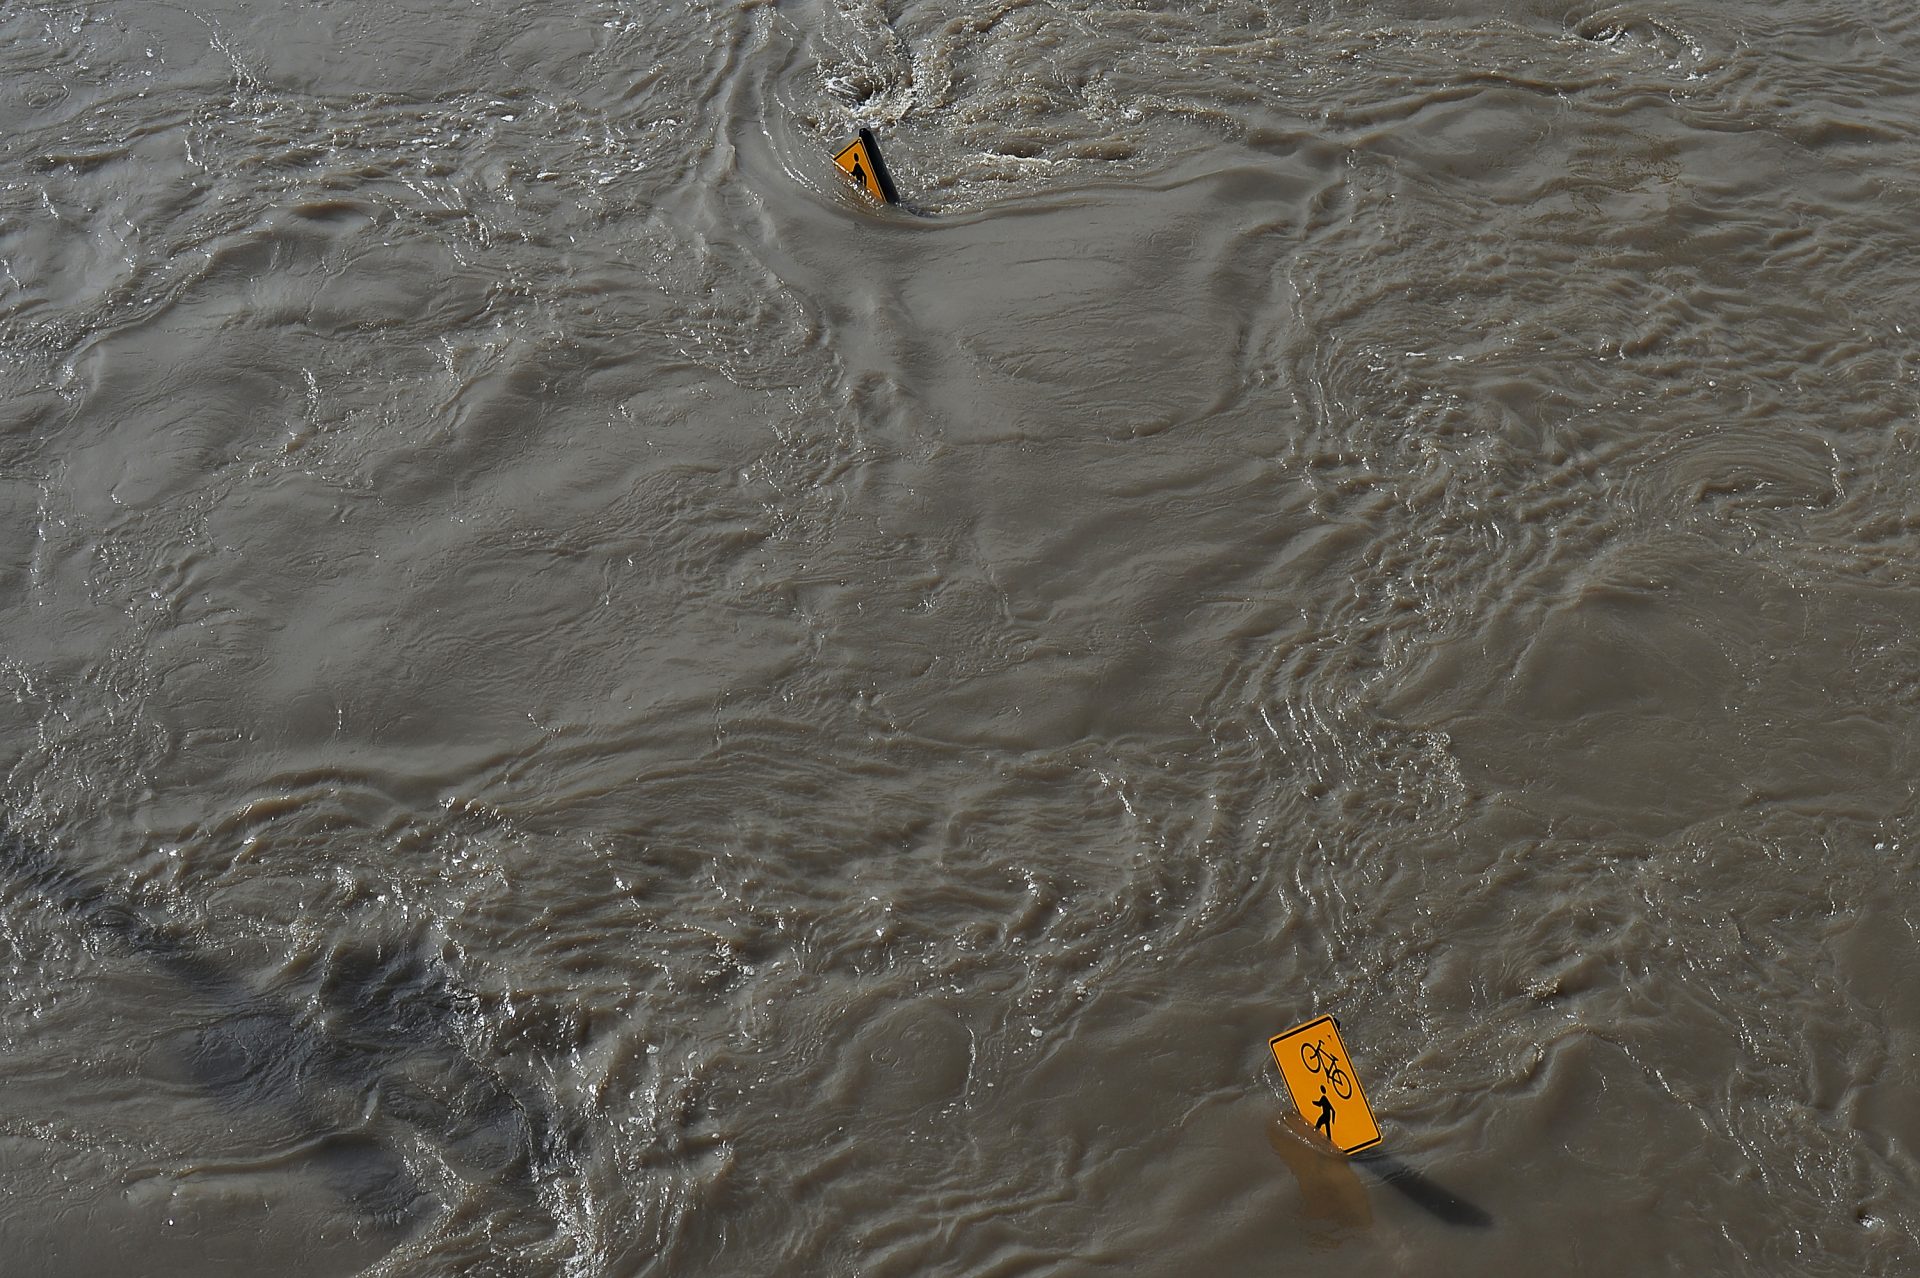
[3,0,1919,1273]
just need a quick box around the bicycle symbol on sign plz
[1300,1037,1354,1100]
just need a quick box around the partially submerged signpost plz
[1268,1015,1495,1227]
[833,128,898,205]
[1269,1015,1382,1156]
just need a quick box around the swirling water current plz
[2,0,1918,1273]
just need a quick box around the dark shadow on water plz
[0,822,565,1235]
[1353,1150,1494,1228]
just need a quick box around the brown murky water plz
[2,0,1918,1273]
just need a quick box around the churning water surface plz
[2,0,1918,1273]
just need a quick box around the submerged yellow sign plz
[1270,1016,1381,1155]
[833,128,898,205]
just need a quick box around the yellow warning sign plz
[1269,1016,1381,1156]
[833,128,897,205]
